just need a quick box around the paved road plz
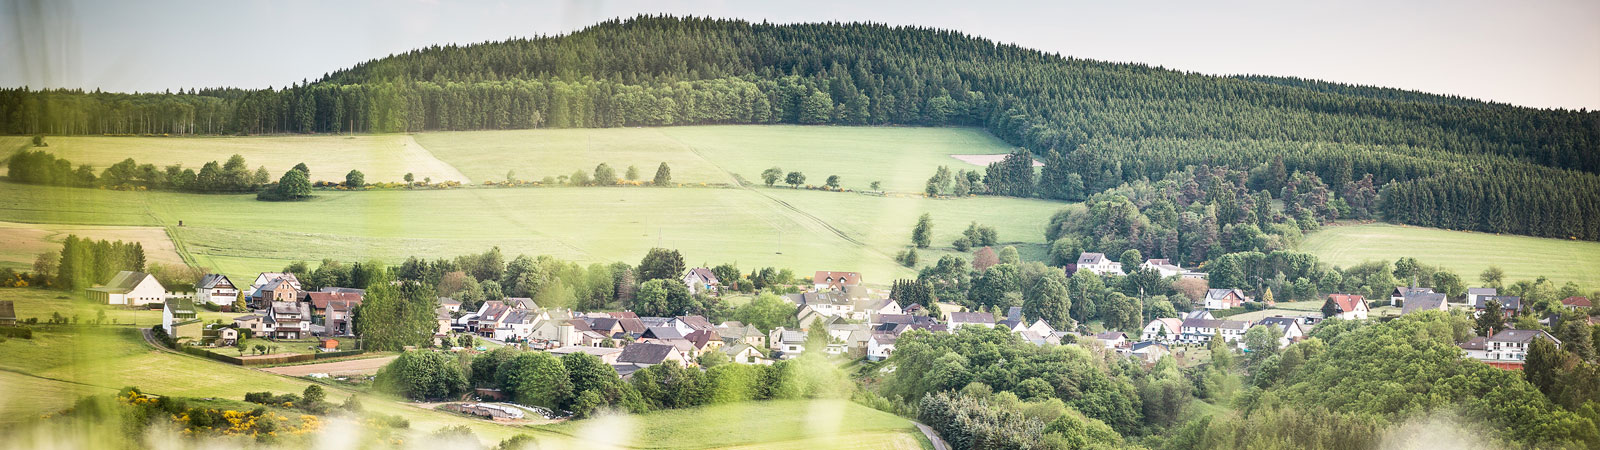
[914,422,950,450]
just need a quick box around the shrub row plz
[0,327,33,339]
[182,346,321,366]
[313,350,365,360]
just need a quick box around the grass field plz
[415,125,1016,192]
[530,399,930,449]
[0,220,186,271]
[15,135,467,184]
[0,180,1069,286]
[1,288,233,326]
[1302,223,1600,291]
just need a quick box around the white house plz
[682,267,721,295]
[1460,329,1560,365]
[1203,289,1250,310]
[161,298,200,339]
[851,298,903,321]
[266,301,311,339]
[1390,287,1434,307]
[1075,253,1125,277]
[866,334,898,361]
[1323,294,1369,320]
[248,272,301,297]
[194,274,238,307]
[1090,331,1129,349]
[769,327,808,358]
[723,343,772,365]
[88,271,167,307]
[1139,259,1206,279]
[492,309,541,342]
[1253,317,1307,348]
[1141,318,1183,343]
[948,311,996,330]
[1179,318,1252,346]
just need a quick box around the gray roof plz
[0,300,14,320]
[1402,293,1448,315]
[1182,318,1251,330]
[643,326,683,340]
[1489,329,1559,345]
[1479,296,1522,310]
[1467,288,1497,295]
[165,298,197,317]
[90,271,154,293]
[1077,252,1107,265]
[196,274,234,289]
[617,342,677,365]
[685,267,719,284]
[949,311,995,324]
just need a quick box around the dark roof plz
[196,274,234,289]
[871,333,898,345]
[165,298,197,317]
[1006,306,1023,321]
[617,318,646,335]
[1479,296,1522,310]
[1256,316,1302,328]
[684,330,720,349]
[1458,336,1487,351]
[1077,252,1107,265]
[643,326,683,340]
[1092,331,1127,340]
[1401,293,1448,315]
[1489,329,1559,345]
[588,317,621,332]
[617,342,677,365]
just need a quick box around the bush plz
[0,327,33,339]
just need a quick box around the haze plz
[3,0,1597,110]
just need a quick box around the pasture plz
[0,180,1070,286]
[0,221,185,272]
[15,134,467,184]
[415,125,1017,192]
[1,288,230,326]
[530,399,930,449]
[1302,223,1600,291]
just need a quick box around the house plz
[303,291,363,336]
[1474,296,1522,319]
[867,334,898,361]
[1139,259,1206,279]
[1254,317,1307,348]
[88,271,166,307]
[435,307,453,337]
[769,327,808,358]
[202,325,238,346]
[1401,292,1449,315]
[1466,288,1498,307]
[677,315,716,333]
[438,297,462,313]
[1182,310,1215,320]
[195,274,239,307]
[788,291,856,318]
[162,298,201,340]
[1179,318,1252,346]
[1090,331,1129,349]
[616,342,689,367]
[492,309,540,342]
[995,306,1026,331]
[723,343,772,365]
[1128,341,1170,364]
[715,323,767,348]
[1390,287,1434,307]
[252,278,301,309]
[233,314,270,337]
[1202,289,1250,310]
[813,271,862,291]
[948,311,996,329]
[266,301,311,339]
[550,346,625,364]
[1461,329,1561,368]
[1141,318,1183,343]
[471,301,512,335]
[1323,294,1369,320]
[851,298,903,321]
[0,300,15,326]
[1075,253,1125,276]
[1563,297,1592,311]
[683,267,721,295]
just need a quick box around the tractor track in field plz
[662,132,868,248]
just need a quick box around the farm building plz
[88,271,167,307]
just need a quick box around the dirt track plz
[260,355,397,376]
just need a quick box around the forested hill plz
[2,16,1598,240]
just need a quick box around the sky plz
[3,0,1597,110]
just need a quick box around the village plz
[39,248,1581,395]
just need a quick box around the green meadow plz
[0,180,1068,287]
[14,134,467,184]
[1302,222,1600,291]
[529,399,930,449]
[415,125,1016,192]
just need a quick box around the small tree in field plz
[786,171,806,188]
[345,170,365,188]
[761,167,783,187]
[625,165,640,181]
[653,162,673,186]
[870,181,881,191]
[404,173,415,185]
[825,175,841,190]
[911,213,933,248]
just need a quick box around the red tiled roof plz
[1327,294,1366,313]
[1563,296,1592,308]
[304,292,363,309]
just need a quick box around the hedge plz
[314,350,365,360]
[181,346,318,366]
[0,327,33,339]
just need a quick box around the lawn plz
[0,220,186,272]
[415,125,1016,192]
[19,134,467,184]
[1302,222,1600,291]
[1,288,234,326]
[0,327,530,442]
[0,180,1072,286]
[530,399,930,449]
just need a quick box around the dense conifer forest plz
[2,16,1597,240]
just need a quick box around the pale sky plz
[3,0,1597,110]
